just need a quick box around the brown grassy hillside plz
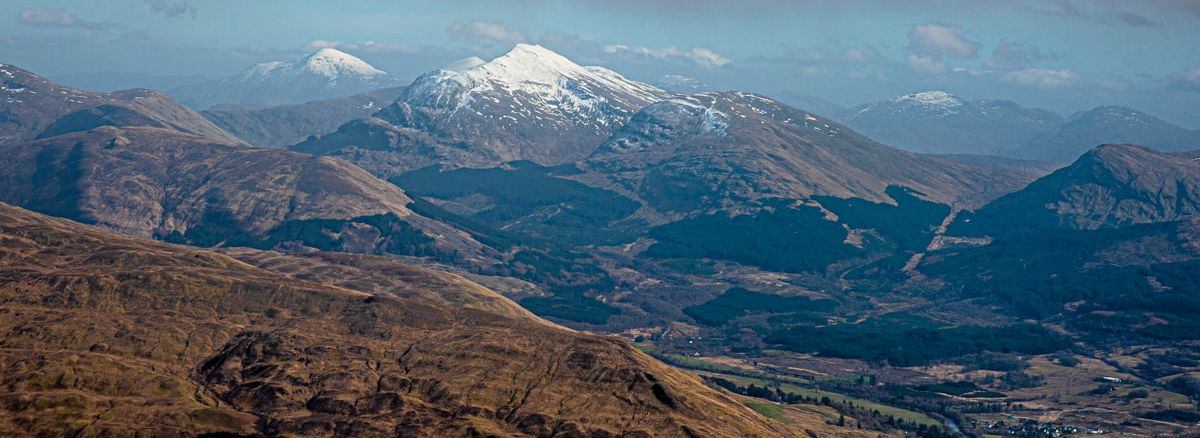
[0,203,799,437]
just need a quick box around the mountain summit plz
[384,43,668,158]
[293,44,672,176]
[170,48,402,108]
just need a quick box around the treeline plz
[765,317,1070,366]
[682,287,837,326]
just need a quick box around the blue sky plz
[3,0,1199,126]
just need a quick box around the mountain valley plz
[2,31,1198,437]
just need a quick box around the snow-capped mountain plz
[843,91,1062,157]
[237,48,385,84]
[381,43,668,151]
[170,48,404,109]
[293,44,672,177]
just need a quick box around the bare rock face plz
[0,203,794,437]
[0,64,245,146]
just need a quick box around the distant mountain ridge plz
[843,90,1063,156]
[169,48,406,108]
[843,91,1200,163]
[1016,106,1200,163]
[1,63,244,146]
[202,86,408,148]
[583,91,1031,212]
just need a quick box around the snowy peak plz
[478,43,585,80]
[894,91,963,109]
[239,48,386,83]
[301,48,385,79]
[370,44,672,166]
[172,48,401,107]
[411,44,667,113]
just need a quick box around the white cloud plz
[304,39,340,50]
[603,44,731,68]
[906,54,948,74]
[907,23,979,59]
[1167,67,1200,93]
[447,21,527,45]
[18,10,111,30]
[1004,68,1077,89]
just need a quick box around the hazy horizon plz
[3,0,1199,127]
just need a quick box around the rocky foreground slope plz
[0,202,795,437]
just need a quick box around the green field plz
[699,371,940,426]
[744,401,792,423]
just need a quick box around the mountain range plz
[292,44,672,177]
[841,90,1200,163]
[169,48,405,108]
[843,91,1063,156]
[4,40,1200,436]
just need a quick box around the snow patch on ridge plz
[894,91,963,109]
